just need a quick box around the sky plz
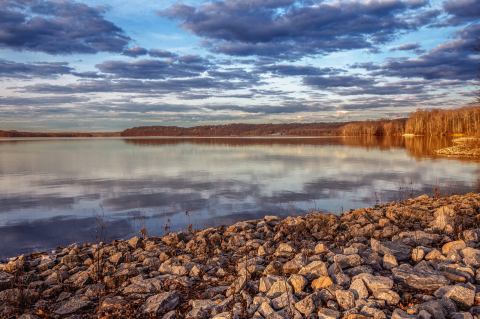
[0,0,479,131]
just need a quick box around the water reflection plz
[0,136,479,258]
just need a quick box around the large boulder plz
[142,291,180,316]
[392,264,450,292]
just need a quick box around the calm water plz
[0,137,479,258]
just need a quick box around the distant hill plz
[0,130,120,138]
[121,120,408,137]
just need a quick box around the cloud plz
[94,54,216,79]
[0,59,72,78]
[20,76,247,95]
[161,0,434,59]
[304,75,375,88]
[390,43,424,54]
[355,23,480,81]
[443,0,480,25]
[258,64,340,76]
[0,96,88,106]
[96,59,202,79]
[0,0,130,54]
[123,46,148,57]
[148,49,178,58]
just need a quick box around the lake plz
[0,136,478,258]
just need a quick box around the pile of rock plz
[2,193,480,318]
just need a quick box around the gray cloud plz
[355,23,480,81]
[161,0,434,59]
[0,0,130,54]
[0,59,72,78]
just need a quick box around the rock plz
[298,260,328,279]
[109,252,123,265]
[396,231,441,246]
[436,285,475,308]
[271,292,294,310]
[54,298,91,315]
[383,253,398,269]
[0,272,13,291]
[288,274,307,294]
[425,249,445,261]
[353,273,393,293]
[283,256,305,274]
[442,240,466,255]
[228,274,248,295]
[295,293,319,316]
[61,254,80,268]
[463,229,480,242]
[451,312,474,319]
[311,276,333,290]
[328,262,350,288]
[350,278,369,299]
[461,247,480,267]
[99,296,128,312]
[335,289,355,310]
[266,280,293,298]
[432,205,456,233]
[411,247,426,262]
[127,236,142,249]
[275,243,294,256]
[213,312,232,319]
[142,292,180,315]
[159,260,188,276]
[315,243,329,254]
[318,308,340,319]
[418,300,446,319]
[373,289,400,305]
[259,275,282,293]
[371,238,410,261]
[392,309,416,319]
[392,264,450,292]
[333,254,362,269]
[123,276,163,294]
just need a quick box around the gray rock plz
[266,280,293,298]
[396,231,441,246]
[418,300,446,319]
[391,308,416,319]
[54,298,91,316]
[333,254,362,269]
[392,264,450,292]
[259,275,282,293]
[350,278,369,299]
[451,312,474,319]
[298,260,328,279]
[435,285,475,308]
[371,238,411,261]
[143,291,180,315]
[353,273,393,293]
[123,276,163,294]
[373,289,400,305]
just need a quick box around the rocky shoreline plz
[435,138,480,158]
[2,193,480,318]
